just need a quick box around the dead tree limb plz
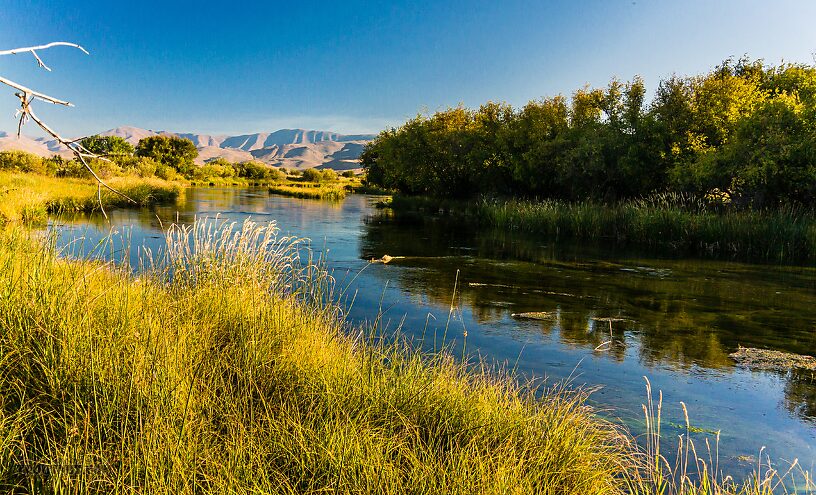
[0,41,135,218]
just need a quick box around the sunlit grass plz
[269,181,348,200]
[0,171,184,224]
[0,219,633,493]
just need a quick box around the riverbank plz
[0,220,634,493]
[266,175,390,200]
[382,195,816,264]
[0,171,183,224]
[268,181,349,200]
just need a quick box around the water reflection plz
[361,212,816,366]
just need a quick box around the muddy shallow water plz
[49,188,816,477]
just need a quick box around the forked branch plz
[0,41,134,218]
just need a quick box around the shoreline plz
[380,195,816,265]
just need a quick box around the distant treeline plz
[0,135,289,183]
[362,58,816,207]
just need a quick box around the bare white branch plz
[0,75,73,106]
[31,50,51,71]
[0,42,89,57]
[21,98,135,214]
[0,41,135,217]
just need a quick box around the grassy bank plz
[384,195,816,263]
[0,220,634,493]
[0,171,184,224]
[268,181,348,200]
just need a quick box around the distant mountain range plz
[0,126,377,170]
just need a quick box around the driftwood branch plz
[0,41,89,57]
[0,42,134,218]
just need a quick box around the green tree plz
[234,161,270,180]
[79,135,134,158]
[135,136,198,175]
[362,58,816,207]
[302,168,323,182]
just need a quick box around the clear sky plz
[1,0,815,137]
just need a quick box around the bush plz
[135,157,159,178]
[267,167,285,181]
[235,161,272,180]
[342,170,355,178]
[155,163,179,181]
[135,135,198,176]
[0,151,52,175]
[56,159,91,179]
[321,169,338,182]
[301,168,323,182]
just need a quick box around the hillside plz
[0,126,375,170]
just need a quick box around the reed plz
[268,181,348,200]
[625,378,813,495]
[386,195,816,263]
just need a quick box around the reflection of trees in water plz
[360,211,816,420]
[55,186,352,230]
[784,369,816,423]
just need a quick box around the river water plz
[49,187,816,477]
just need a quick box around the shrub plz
[267,167,285,181]
[135,157,159,178]
[235,161,271,180]
[135,135,198,175]
[320,169,338,182]
[155,163,179,181]
[302,168,323,182]
[0,151,51,175]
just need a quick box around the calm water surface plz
[49,187,816,477]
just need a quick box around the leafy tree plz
[79,135,134,158]
[320,169,338,182]
[234,161,271,180]
[135,136,198,175]
[301,168,323,182]
[362,58,816,207]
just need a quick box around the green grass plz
[0,219,633,493]
[268,176,393,200]
[268,180,349,200]
[0,171,184,224]
[352,183,394,195]
[385,195,816,263]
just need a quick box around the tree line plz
[362,58,816,207]
[0,135,286,182]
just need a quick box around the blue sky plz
[1,0,815,136]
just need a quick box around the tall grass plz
[0,219,633,493]
[386,195,816,263]
[625,379,813,495]
[0,171,183,224]
[268,181,348,200]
